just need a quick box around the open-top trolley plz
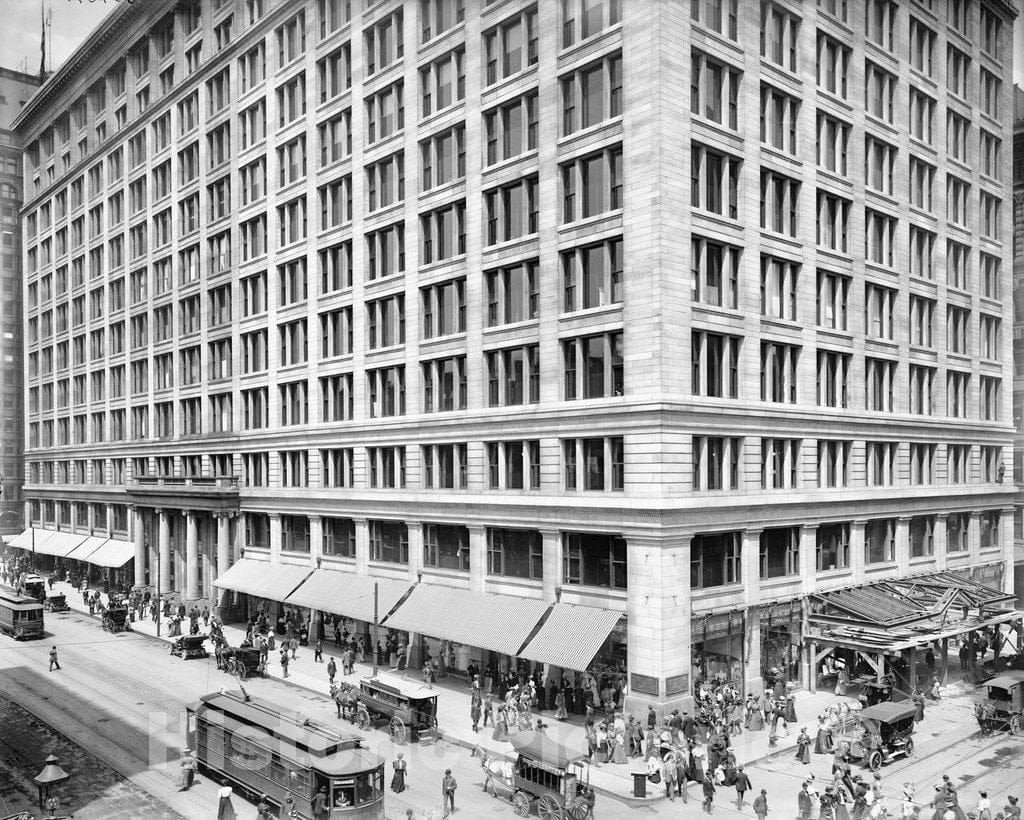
[186,691,385,819]
[0,585,44,640]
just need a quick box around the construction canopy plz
[807,570,1022,652]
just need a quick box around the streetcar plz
[186,691,385,819]
[0,585,45,640]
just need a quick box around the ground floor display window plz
[692,610,745,690]
[761,601,802,690]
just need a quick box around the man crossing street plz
[734,765,752,809]
[48,646,61,671]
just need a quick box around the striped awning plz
[383,584,550,657]
[7,528,36,550]
[32,529,88,558]
[519,603,624,671]
[83,538,135,568]
[65,535,110,562]
[213,558,312,602]
[285,570,411,623]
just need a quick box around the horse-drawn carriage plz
[975,670,1024,734]
[101,604,130,633]
[481,734,592,819]
[351,673,438,745]
[221,646,264,679]
[833,701,916,771]
[170,634,209,660]
[45,593,70,613]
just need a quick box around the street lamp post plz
[33,753,69,814]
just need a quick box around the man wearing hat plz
[798,781,814,820]
[669,709,683,744]
[647,704,658,730]
[753,789,769,820]
[734,764,752,809]
[176,747,196,791]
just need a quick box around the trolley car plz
[186,691,385,820]
[0,586,45,640]
[354,673,438,744]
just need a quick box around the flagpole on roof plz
[39,0,45,81]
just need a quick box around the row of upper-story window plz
[23,335,1003,449]
[24,432,1006,510]
[23,0,623,186]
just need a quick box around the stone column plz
[968,512,982,564]
[1000,507,1015,595]
[133,507,146,587]
[406,520,423,582]
[895,516,911,573]
[742,529,763,696]
[354,518,369,574]
[216,514,231,580]
[850,520,866,581]
[468,525,487,593]
[540,529,562,602]
[186,511,199,601]
[158,509,171,594]
[623,534,692,717]
[309,515,323,568]
[269,513,282,563]
[933,515,948,571]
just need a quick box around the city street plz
[2,605,1023,819]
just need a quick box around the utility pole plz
[372,582,378,678]
[155,542,161,638]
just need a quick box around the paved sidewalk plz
[50,580,868,804]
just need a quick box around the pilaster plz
[468,525,487,593]
[269,512,282,563]
[540,529,562,602]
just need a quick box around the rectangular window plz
[864,209,896,267]
[760,171,798,235]
[369,520,408,564]
[318,110,352,168]
[420,47,465,116]
[484,7,538,85]
[422,356,467,412]
[487,528,542,579]
[690,531,741,589]
[561,145,623,223]
[760,341,798,403]
[864,357,896,412]
[691,331,740,398]
[486,345,540,406]
[561,52,622,135]
[563,333,622,400]
[420,202,465,264]
[367,366,406,418]
[816,270,849,330]
[692,436,741,490]
[484,176,538,244]
[277,12,306,66]
[690,50,740,130]
[760,255,798,320]
[816,522,849,570]
[690,236,739,310]
[816,33,850,98]
[366,222,405,280]
[760,2,799,71]
[317,45,351,104]
[321,517,356,556]
[946,306,970,355]
[365,81,404,144]
[563,437,624,491]
[864,518,896,564]
[946,370,970,418]
[817,439,851,487]
[691,144,740,219]
[909,364,935,415]
[484,92,537,165]
[761,439,799,490]
[760,84,799,155]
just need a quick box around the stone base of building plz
[623,691,694,723]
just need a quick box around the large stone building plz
[1013,83,1024,605]
[0,67,42,536]
[12,0,1019,712]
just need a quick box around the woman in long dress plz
[784,694,798,724]
[611,727,629,764]
[555,689,568,720]
[217,786,238,820]
[795,727,812,764]
[815,716,834,754]
[391,753,407,793]
[492,707,509,742]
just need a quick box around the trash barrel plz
[632,771,647,798]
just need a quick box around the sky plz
[0,0,1022,90]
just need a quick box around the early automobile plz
[481,733,591,819]
[353,673,438,744]
[834,701,916,771]
[975,670,1024,734]
[45,593,70,613]
[170,634,209,660]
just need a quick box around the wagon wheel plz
[867,750,883,771]
[566,796,590,820]
[903,738,914,757]
[390,716,407,745]
[511,791,531,817]
[356,709,371,731]
[538,794,563,820]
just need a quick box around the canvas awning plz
[32,529,88,558]
[284,570,411,623]
[65,535,110,562]
[82,538,135,568]
[213,558,312,601]
[383,584,550,657]
[7,528,36,550]
[519,603,624,671]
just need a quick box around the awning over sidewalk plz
[65,535,110,562]
[82,538,135,568]
[383,584,550,656]
[32,529,88,558]
[284,570,411,623]
[809,569,1022,652]
[519,603,624,671]
[213,558,312,602]
[7,528,36,549]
